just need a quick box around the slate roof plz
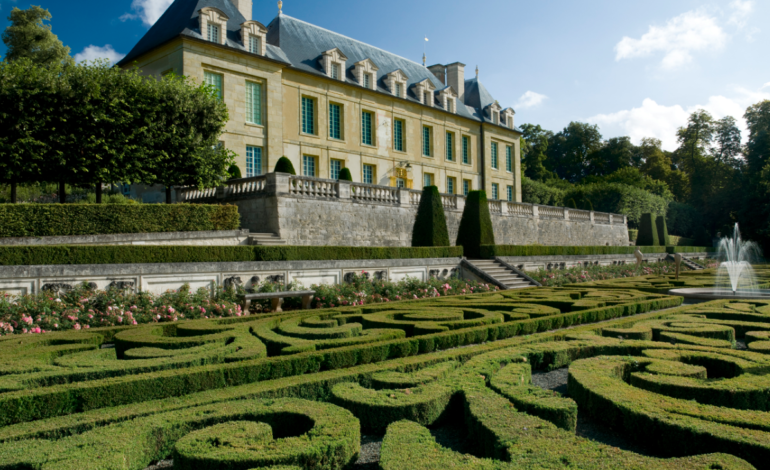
[118,0,518,130]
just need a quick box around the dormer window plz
[320,48,348,81]
[353,58,379,90]
[412,79,436,108]
[447,100,454,113]
[438,87,458,114]
[492,111,499,124]
[241,20,267,56]
[385,69,408,98]
[485,101,503,125]
[199,7,229,46]
[502,108,516,129]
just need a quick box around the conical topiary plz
[655,215,671,246]
[227,164,242,180]
[274,156,296,175]
[636,213,660,246]
[411,186,450,247]
[338,168,353,181]
[456,190,495,258]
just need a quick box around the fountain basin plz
[668,288,770,302]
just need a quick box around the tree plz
[587,136,639,177]
[674,109,713,174]
[519,123,552,181]
[338,168,353,181]
[741,100,770,251]
[711,116,742,167]
[546,122,603,183]
[2,6,73,66]
[411,186,450,247]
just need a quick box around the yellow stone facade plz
[126,34,522,201]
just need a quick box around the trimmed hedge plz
[0,204,240,238]
[0,245,464,266]
[411,186,450,247]
[338,168,353,182]
[656,215,671,247]
[666,246,716,253]
[274,157,296,175]
[480,245,667,258]
[636,213,660,246]
[456,191,495,259]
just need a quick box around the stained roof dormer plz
[353,58,379,90]
[485,101,503,125]
[320,48,348,81]
[385,69,408,99]
[501,107,516,129]
[199,7,229,45]
[438,86,458,114]
[412,78,436,107]
[241,20,267,56]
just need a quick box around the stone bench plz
[241,290,315,313]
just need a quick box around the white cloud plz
[120,0,174,27]
[515,91,548,109]
[73,45,126,65]
[763,82,770,89]
[615,10,727,69]
[728,0,753,29]
[587,85,770,151]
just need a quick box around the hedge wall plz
[0,204,240,238]
[0,245,464,266]
[456,191,495,259]
[411,186,450,247]
[636,213,660,246]
[479,245,667,258]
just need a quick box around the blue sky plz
[2,0,768,150]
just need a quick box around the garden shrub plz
[227,164,242,180]
[562,183,670,228]
[0,204,240,238]
[656,215,671,246]
[411,186,450,247]
[456,190,495,259]
[338,168,352,181]
[628,229,638,242]
[274,156,297,175]
[480,245,667,258]
[636,213,660,246]
[0,245,464,266]
[522,177,564,206]
[666,201,704,239]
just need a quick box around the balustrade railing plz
[180,187,217,202]
[441,195,459,210]
[570,209,591,222]
[612,214,625,225]
[289,176,338,198]
[507,202,534,217]
[351,183,399,204]
[539,206,564,219]
[488,200,503,214]
[593,213,611,224]
[223,175,268,198]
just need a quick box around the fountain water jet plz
[669,223,770,301]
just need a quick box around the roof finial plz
[278,1,283,13]
[422,53,426,67]
[475,65,479,78]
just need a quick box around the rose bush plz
[535,261,681,287]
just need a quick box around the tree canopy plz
[2,6,72,65]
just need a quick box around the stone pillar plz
[456,195,466,213]
[338,181,351,200]
[532,205,539,218]
[267,172,291,196]
[609,214,614,225]
[500,201,509,215]
[590,211,595,223]
[397,188,412,206]
[564,208,570,220]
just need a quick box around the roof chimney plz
[233,0,252,21]
[446,62,465,103]
[427,64,446,85]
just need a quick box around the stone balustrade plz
[180,173,627,226]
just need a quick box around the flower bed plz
[535,261,679,287]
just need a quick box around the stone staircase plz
[466,259,540,290]
[248,233,286,246]
[666,254,706,271]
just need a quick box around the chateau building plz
[118,0,523,201]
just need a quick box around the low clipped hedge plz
[0,245,464,266]
[666,246,715,253]
[0,204,240,238]
[480,245,667,257]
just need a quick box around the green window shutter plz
[204,72,223,100]
[246,82,262,125]
[394,120,404,152]
[491,142,498,169]
[302,97,315,134]
[446,133,453,161]
[506,146,512,172]
[330,160,341,179]
[329,104,341,139]
[463,180,469,196]
[492,183,499,200]
[462,136,470,164]
[423,127,431,156]
[246,146,262,177]
[362,111,373,145]
[302,155,316,177]
[363,164,374,184]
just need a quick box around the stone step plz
[248,233,286,246]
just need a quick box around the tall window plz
[447,177,456,195]
[331,64,340,80]
[245,81,262,125]
[246,146,262,177]
[363,73,371,89]
[423,173,434,187]
[329,103,342,140]
[363,164,375,184]
[491,142,499,169]
[362,111,374,146]
[394,119,405,152]
[507,185,513,202]
[463,179,470,196]
[506,145,512,172]
[248,36,261,54]
[462,136,470,164]
[492,183,499,200]
[204,72,223,100]
[422,126,432,157]
[302,155,316,177]
[207,24,219,43]
[446,132,454,161]
[330,159,342,179]
[395,83,403,98]
[301,97,315,135]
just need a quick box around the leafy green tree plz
[582,167,673,200]
[741,100,770,251]
[2,6,72,66]
[546,122,603,183]
[587,136,639,176]
[519,123,553,181]
[711,116,742,167]
[674,109,713,174]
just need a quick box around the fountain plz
[669,223,770,301]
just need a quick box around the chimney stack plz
[446,62,465,103]
[427,64,446,85]
[233,0,252,21]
